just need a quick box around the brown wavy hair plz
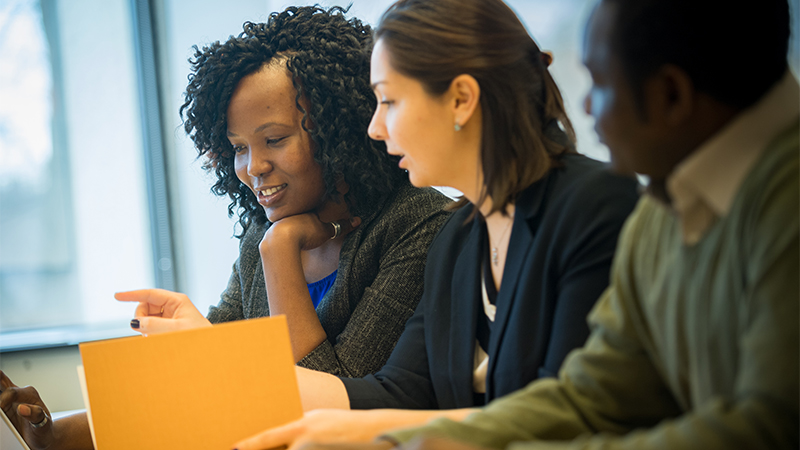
[375,0,577,216]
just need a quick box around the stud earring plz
[454,122,462,131]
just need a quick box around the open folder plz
[78,315,302,450]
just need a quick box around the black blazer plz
[343,154,639,409]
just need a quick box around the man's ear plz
[448,74,481,129]
[644,64,695,126]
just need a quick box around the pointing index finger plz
[115,289,172,315]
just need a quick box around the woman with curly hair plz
[113,5,449,374]
[0,6,448,450]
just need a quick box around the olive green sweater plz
[389,124,799,450]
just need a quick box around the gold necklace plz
[491,216,514,266]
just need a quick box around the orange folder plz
[79,315,302,450]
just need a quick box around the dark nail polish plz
[130,319,140,329]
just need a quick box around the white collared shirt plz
[667,71,800,245]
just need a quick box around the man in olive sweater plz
[349,0,798,449]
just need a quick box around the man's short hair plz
[604,0,790,110]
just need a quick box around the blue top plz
[308,270,337,308]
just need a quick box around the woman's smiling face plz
[227,62,326,223]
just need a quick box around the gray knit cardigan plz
[206,184,451,378]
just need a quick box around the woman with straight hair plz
[233,0,639,448]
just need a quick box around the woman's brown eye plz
[266,137,288,146]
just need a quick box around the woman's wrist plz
[259,228,302,263]
[51,411,94,450]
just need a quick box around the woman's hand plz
[294,437,485,450]
[0,371,55,450]
[233,409,385,450]
[294,443,394,450]
[262,213,361,254]
[232,408,477,450]
[115,288,212,336]
[262,193,361,254]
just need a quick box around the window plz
[0,0,157,349]
[3,0,798,351]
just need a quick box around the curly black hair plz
[180,5,407,235]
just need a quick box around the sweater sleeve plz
[206,228,256,324]
[504,171,800,449]
[340,300,439,409]
[297,190,450,378]
[206,223,269,324]
[205,263,246,323]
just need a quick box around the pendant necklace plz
[491,216,514,266]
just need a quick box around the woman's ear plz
[335,174,350,196]
[449,74,480,129]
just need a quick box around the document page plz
[79,315,301,450]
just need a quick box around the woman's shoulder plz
[372,183,452,226]
[348,183,453,256]
[237,219,268,255]
[559,153,625,181]
[421,200,476,255]
[552,153,640,205]
[537,154,640,235]
[394,183,452,211]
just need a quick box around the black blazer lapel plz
[485,175,551,398]
[447,216,484,406]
